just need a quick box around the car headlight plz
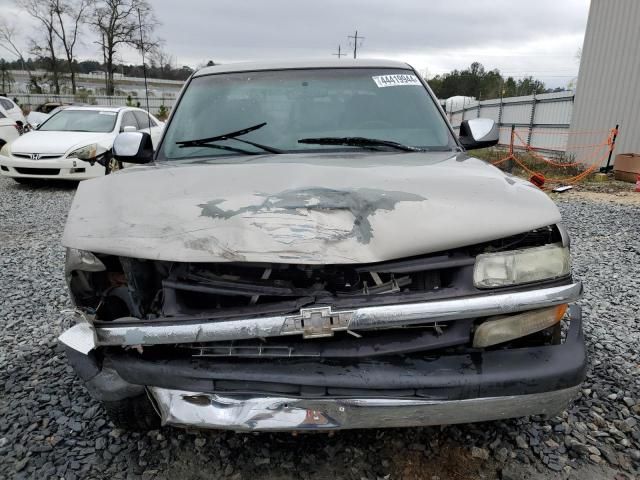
[67,143,98,160]
[0,143,9,157]
[64,248,106,305]
[65,248,106,277]
[473,243,570,288]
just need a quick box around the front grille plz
[13,153,62,160]
[180,319,470,359]
[14,167,60,175]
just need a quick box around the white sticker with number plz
[372,74,422,88]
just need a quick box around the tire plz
[101,393,161,430]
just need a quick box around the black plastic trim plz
[104,306,585,401]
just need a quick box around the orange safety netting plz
[491,127,617,185]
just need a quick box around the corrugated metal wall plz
[447,91,575,153]
[569,0,640,164]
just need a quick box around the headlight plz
[0,143,9,157]
[65,248,106,306]
[473,243,570,288]
[67,143,98,160]
[65,248,106,277]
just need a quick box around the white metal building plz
[569,0,640,164]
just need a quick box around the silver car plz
[58,59,585,432]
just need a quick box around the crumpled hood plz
[62,152,562,264]
[10,131,112,155]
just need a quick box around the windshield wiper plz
[298,136,423,152]
[179,143,263,155]
[176,122,282,154]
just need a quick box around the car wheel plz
[101,393,161,430]
[106,157,123,175]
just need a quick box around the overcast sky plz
[3,0,590,88]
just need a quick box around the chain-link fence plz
[7,93,176,116]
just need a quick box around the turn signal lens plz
[473,304,568,348]
[554,303,568,322]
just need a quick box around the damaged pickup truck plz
[59,59,585,431]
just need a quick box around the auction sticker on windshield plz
[372,74,422,88]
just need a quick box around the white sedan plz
[0,96,27,125]
[0,108,22,149]
[0,106,163,183]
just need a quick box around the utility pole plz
[137,8,151,128]
[333,45,346,58]
[348,30,364,59]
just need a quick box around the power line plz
[348,30,364,59]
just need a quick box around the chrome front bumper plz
[149,386,580,432]
[61,299,586,432]
[89,282,582,348]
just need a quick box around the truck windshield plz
[158,68,454,160]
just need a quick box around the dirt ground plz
[550,186,640,206]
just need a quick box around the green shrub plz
[156,104,169,121]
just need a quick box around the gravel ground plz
[1,176,639,480]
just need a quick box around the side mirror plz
[113,131,154,164]
[459,118,499,150]
[122,125,137,133]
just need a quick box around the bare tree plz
[18,0,62,94]
[0,15,41,91]
[150,48,173,77]
[52,0,91,94]
[0,16,28,72]
[0,59,15,92]
[91,0,158,95]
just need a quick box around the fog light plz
[472,304,568,348]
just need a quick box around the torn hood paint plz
[62,152,562,264]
